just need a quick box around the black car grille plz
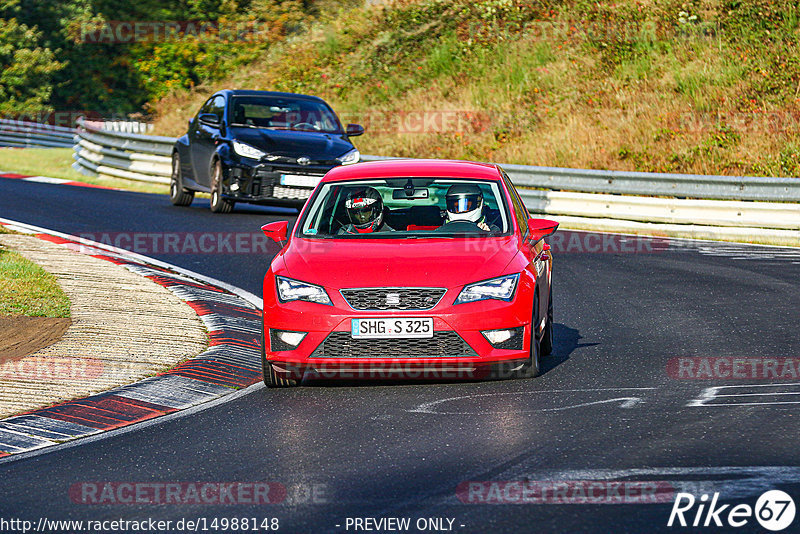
[254,168,323,200]
[340,287,446,311]
[310,331,476,359]
[257,180,274,198]
[259,156,338,166]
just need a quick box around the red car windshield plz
[298,178,511,238]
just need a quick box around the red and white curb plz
[0,171,116,190]
[0,218,264,459]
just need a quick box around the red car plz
[260,159,558,387]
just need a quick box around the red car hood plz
[282,236,520,290]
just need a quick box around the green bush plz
[0,18,62,115]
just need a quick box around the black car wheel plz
[540,282,554,356]
[169,152,194,206]
[515,290,541,379]
[210,159,234,214]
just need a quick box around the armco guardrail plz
[0,119,75,148]
[361,155,800,235]
[361,155,800,203]
[66,123,799,235]
[72,118,174,184]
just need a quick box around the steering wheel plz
[290,122,319,131]
[434,220,485,233]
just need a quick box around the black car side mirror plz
[199,113,220,127]
[346,123,364,137]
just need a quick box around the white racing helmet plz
[445,184,484,223]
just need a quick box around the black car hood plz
[229,127,354,160]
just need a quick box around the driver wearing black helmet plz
[338,186,395,234]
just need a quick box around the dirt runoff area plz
[0,316,71,362]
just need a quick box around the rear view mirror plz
[392,188,429,200]
[526,218,559,244]
[261,221,289,245]
[346,123,364,136]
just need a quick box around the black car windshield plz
[298,178,511,238]
[229,96,343,133]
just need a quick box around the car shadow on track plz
[185,201,301,216]
[540,322,597,375]
[296,323,595,388]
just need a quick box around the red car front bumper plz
[263,275,535,379]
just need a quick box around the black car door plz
[190,95,225,188]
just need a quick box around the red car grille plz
[310,331,476,358]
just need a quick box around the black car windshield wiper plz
[230,123,275,129]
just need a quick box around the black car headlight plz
[336,148,360,165]
[232,140,267,160]
[276,276,332,305]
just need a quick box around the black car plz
[171,89,364,213]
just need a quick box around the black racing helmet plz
[345,186,384,231]
[445,183,484,223]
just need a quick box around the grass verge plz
[0,239,71,318]
[0,148,168,195]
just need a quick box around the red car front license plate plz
[351,318,434,339]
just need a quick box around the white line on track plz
[688,383,800,407]
[408,387,656,414]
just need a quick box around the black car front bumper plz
[223,161,335,204]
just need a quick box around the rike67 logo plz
[668,490,796,531]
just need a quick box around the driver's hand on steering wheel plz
[477,221,490,231]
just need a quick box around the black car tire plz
[170,152,194,207]
[515,290,541,379]
[540,282,554,357]
[210,159,234,214]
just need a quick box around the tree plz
[0,18,62,116]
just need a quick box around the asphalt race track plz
[2,177,800,533]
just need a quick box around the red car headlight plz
[276,276,332,305]
[454,273,520,305]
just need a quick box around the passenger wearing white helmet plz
[444,184,499,232]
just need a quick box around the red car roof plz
[323,159,502,182]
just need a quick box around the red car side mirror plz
[261,221,289,246]
[526,218,559,244]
